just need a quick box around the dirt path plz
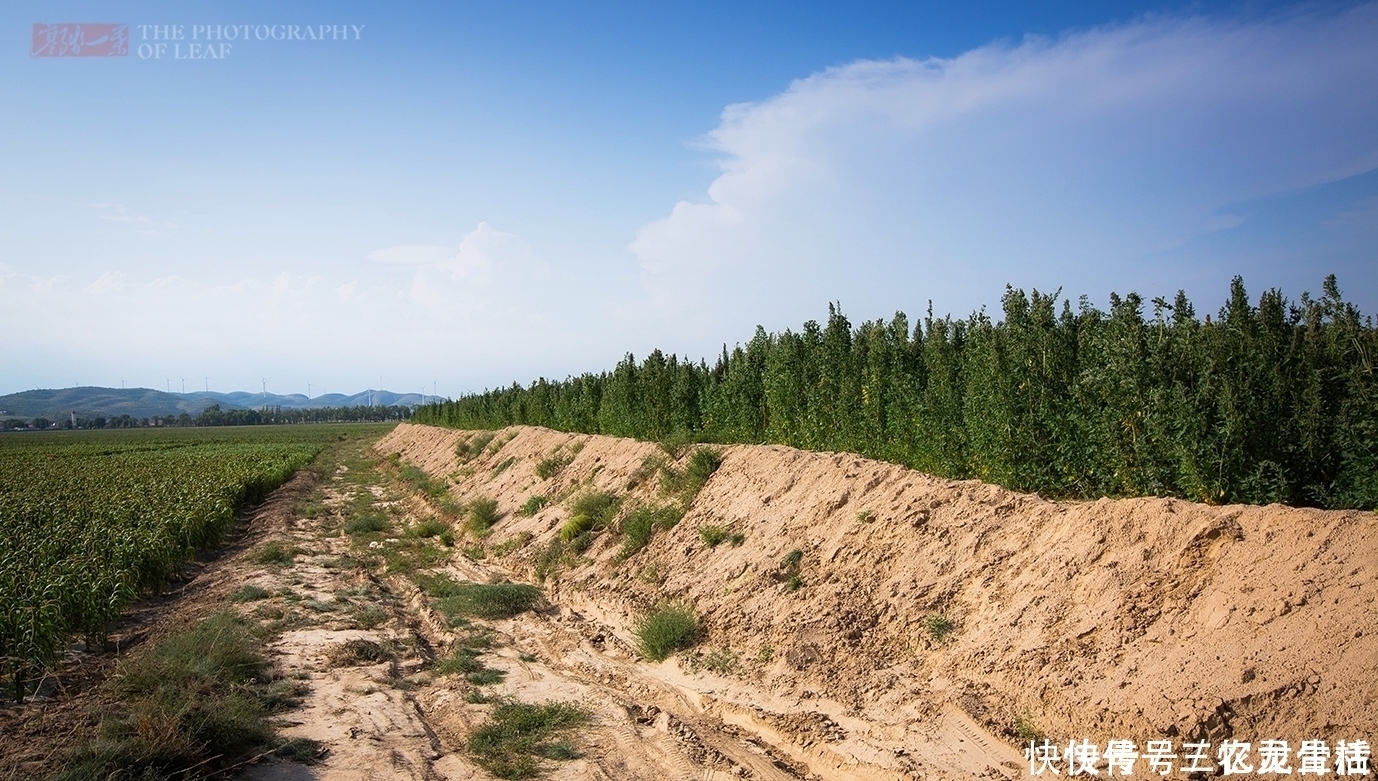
[228,435,1022,781]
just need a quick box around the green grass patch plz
[437,583,543,620]
[635,602,698,662]
[617,504,682,559]
[53,612,318,780]
[408,518,450,539]
[516,494,550,517]
[345,511,388,535]
[492,456,517,476]
[558,514,593,541]
[466,701,591,780]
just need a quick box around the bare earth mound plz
[378,422,1376,777]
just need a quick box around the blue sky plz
[2,1,1375,398]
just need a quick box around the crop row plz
[0,437,318,700]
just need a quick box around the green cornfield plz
[0,425,379,701]
[416,276,1377,510]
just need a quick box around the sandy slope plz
[376,422,1377,776]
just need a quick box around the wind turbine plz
[204,376,209,392]
[166,378,170,393]
[307,382,312,400]
[180,377,186,394]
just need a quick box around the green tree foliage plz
[414,276,1376,510]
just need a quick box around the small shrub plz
[925,614,954,641]
[782,549,803,570]
[635,602,698,661]
[533,539,569,582]
[567,531,593,554]
[516,495,549,517]
[345,512,388,535]
[685,447,722,486]
[439,530,456,547]
[728,531,745,546]
[695,648,738,675]
[1015,711,1042,741]
[784,574,803,593]
[618,504,681,559]
[231,584,271,602]
[466,701,590,780]
[492,456,517,476]
[466,498,500,535]
[568,490,619,526]
[856,509,875,522]
[462,545,486,561]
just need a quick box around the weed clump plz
[251,541,297,566]
[408,518,450,539]
[617,504,682,559]
[516,495,549,517]
[465,498,500,536]
[54,612,319,780]
[535,452,573,480]
[635,602,698,662]
[698,525,730,547]
[466,701,590,779]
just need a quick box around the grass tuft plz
[516,495,549,517]
[465,498,500,536]
[231,584,271,602]
[251,541,297,566]
[924,614,954,641]
[635,602,698,662]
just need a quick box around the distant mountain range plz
[0,387,430,420]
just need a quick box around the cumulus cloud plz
[631,5,1378,321]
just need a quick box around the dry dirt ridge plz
[368,422,1376,780]
[14,423,1368,781]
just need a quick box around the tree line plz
[415,276,1376,510]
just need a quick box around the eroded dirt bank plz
[377,422,1377,776]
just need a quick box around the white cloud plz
[631,5,1378,321]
